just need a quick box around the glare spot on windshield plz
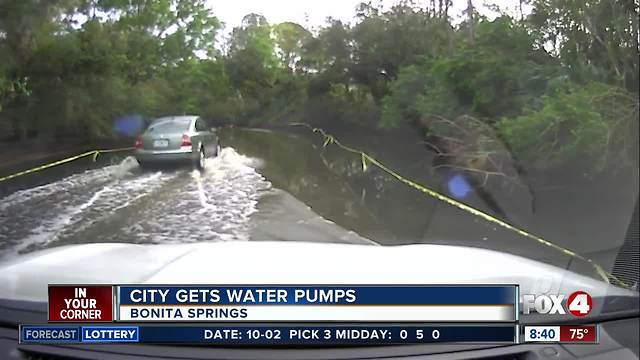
[447,174,472,199]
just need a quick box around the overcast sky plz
[206,0,531,31]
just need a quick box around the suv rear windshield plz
[147,118,192,133]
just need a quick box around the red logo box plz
[48,285,113,322]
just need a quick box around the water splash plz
[0,147,272,256]
[131,148,271,243]
[111,156,140,178]
[0,157,179,255]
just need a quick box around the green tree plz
[0,0,224,139]
[0,0,78,138]
[92,0,221,70]
[498,82,638,175]
[381,16,559,127]
[300,19,352,95]
[529,0,640,91]
[350,1,452,102]
[273,22,312,71]
[226,14,278,98]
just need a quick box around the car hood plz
[0,241,636,302]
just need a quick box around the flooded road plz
[0,128,637,284]
[0,149,260,254]
[0,138,375,259]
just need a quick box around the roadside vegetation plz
[0,0,638,177]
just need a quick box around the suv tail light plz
[134,137,143,149]
[181,134,192,147]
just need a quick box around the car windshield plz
[0,0,637,318]
[147,118,192,133]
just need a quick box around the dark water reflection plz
[222,128,396,242]
[224,127,639,281]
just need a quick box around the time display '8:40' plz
[530,328,556,339]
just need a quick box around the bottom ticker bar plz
[20,324,516,345]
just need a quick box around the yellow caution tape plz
[291,123,630,288]
[0,147,134,183]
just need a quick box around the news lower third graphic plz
[48,284,518,322]
[18,284,600,345]
[117,285,517,322]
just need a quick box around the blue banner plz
[21,326,80,343]
[20,324,516,344]
[117,285,516,305]
[81,326,140,343]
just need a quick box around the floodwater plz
[0,128,637,284]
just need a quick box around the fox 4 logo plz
[522,291,593,317]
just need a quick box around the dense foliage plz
[0,0,638,175]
